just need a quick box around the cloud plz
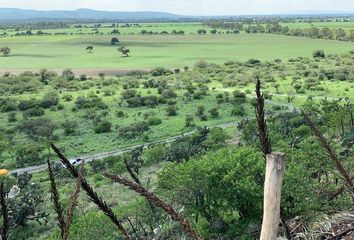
[0,0,353,15]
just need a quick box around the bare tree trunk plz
[260,153,286,240]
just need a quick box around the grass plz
[284,21,354,31]
[0,22,215,35]
[1,33,354,69]
[0,80,252,167]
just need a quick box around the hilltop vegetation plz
[0,16,353,240]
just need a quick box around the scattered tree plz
[111,37,120,45]
[118,46,130,57]
[86,46,94,53]
[0,47,11,57]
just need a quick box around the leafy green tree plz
[86,46,94,53]
[39,68,52,83]
[5,174,48,232]
[19,118,57,141]
[335,28,347,41]
[13,143,45,167]
[205,128,230,149]
[111,29,120,35]
[118,46,130,57]
[165,105,178,116]
[209,107,219,118]
[62,68,75,80]
[40,91,60,109]
[185,115,195,128]
[197,29,207,35]
[312,50,325,58]
[158,147,264,238]
[94,120,112,133]
[0,47,11,57]
[61,120,78,135]
[293,83,302,93]
[111,37,120,45]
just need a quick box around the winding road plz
[10,121,240,175]
[9,95,304,175]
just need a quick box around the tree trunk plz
[260,153,286,240]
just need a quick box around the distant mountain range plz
[0,8,183,21]
[0,8,353,22]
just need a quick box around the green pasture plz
[0,22,215,35]
[284,21,354,31]
[1,33,354,69]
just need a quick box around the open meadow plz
[1,32,354,70]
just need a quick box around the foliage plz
[158,147,264,238]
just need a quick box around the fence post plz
[260,153,286,240]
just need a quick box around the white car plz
[70,158,83,166]
[62,158,84,168]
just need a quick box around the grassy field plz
[1,33,354,70]
[0,22,216,35]
[284,21,354,31]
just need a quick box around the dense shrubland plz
[0,51,353,239]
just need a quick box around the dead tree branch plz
[51,143,130,240]
[104,173,203,240]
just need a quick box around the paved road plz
[10,121,240,175]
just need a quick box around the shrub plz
[18,99,40,111]
[94,120,112,133]
[121,89,137,99]
[23,107,45,117]
[165,105,178,116]
[40,91,60,109]
[161,89,177,99]
[62,68,75,80]
[1,99,18,112]
[312,50,325,58]
[61,120,78,135]
[116,111,125,118]
[143,145,168,166]
[194,60,208,69]
[79,74,88,81]
[117,121,150,139]
[8,112,17,123]
[150,67,173,76]
[141,95,159,107]
[158,147,264,238]
[126,97,143,108]
[147,116,162,126]
[209,107,219,118]
[75,95,107,109]
[231,107,245,117]
[19,118,56,140]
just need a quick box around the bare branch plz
[255,77,272,156]
[301,110,354,194]
[51,143,130,240]
[47,158,66,238]
[104,173,203,240]
[0,183,9,240]
[63,163,84,240]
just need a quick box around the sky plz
[0,0,353,15]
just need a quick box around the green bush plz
[23,106,45,117]
[94,120,112,133]
[158,147,264,238]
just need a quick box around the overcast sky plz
[0,0,353,15]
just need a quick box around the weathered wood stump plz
[260,153,286,240]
